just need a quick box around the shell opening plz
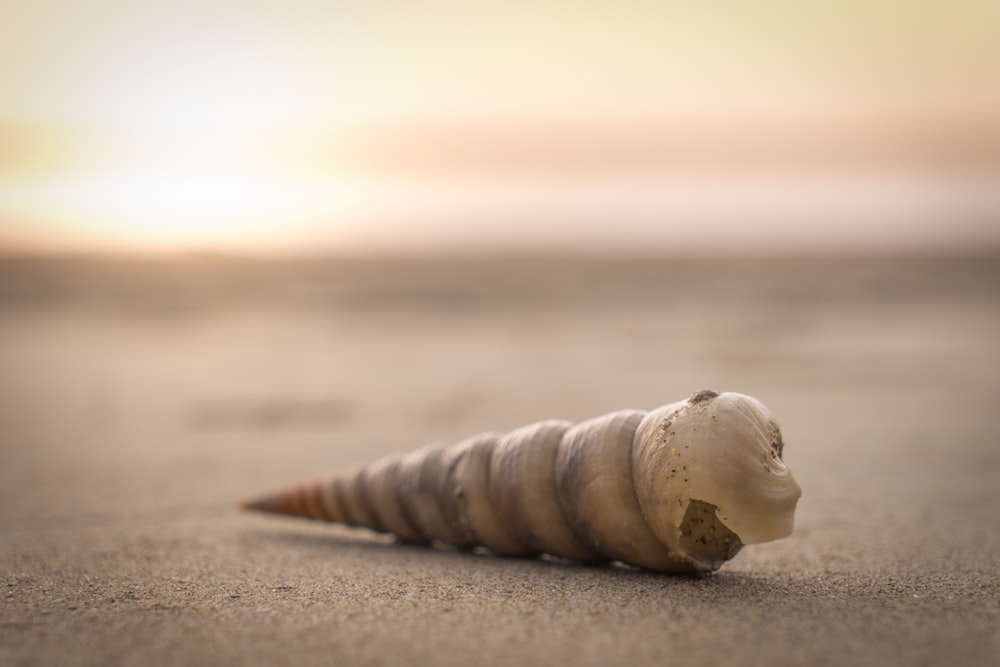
[677,499,742,568]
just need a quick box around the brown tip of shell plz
[241,493,292,515]
[241,483,326,520]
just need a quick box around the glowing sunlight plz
[1,123,358,252]
[1,1,998,255]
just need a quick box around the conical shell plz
[243,390,802,573]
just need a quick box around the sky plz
[1,0,999,255]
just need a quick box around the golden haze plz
[1,1,999,254]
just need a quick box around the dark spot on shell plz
[689,389,719,404]
[768,422,785,458]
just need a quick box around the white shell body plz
[244,390,802,573]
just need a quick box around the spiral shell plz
[243,390,802,573]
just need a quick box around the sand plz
[1,255,998,666]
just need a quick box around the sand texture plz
[1,255,998,666]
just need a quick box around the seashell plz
[243,390,802,573]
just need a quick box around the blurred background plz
[2,0,999,254]
[1,3,999,664]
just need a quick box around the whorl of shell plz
[243,390,802,573]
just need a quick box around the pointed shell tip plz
[241,494,284,514]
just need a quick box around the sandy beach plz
[1,254,998,666]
